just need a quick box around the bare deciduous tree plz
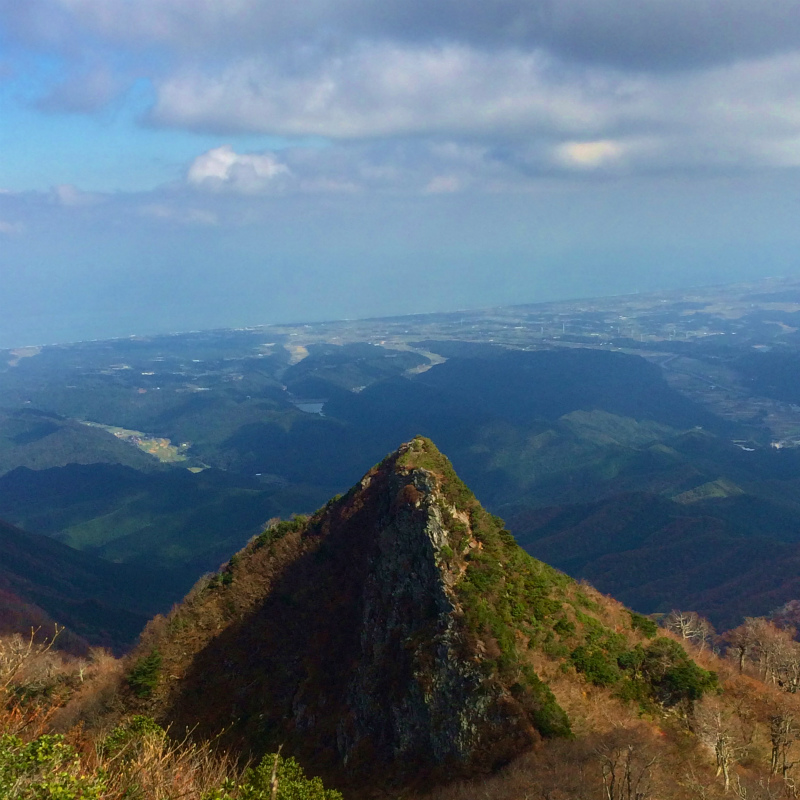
[732,774,783,800]
[769,711,799,779]
[596,740,658,800]
[665,610,716,651]
[0,626,61,694]
[726,619,759,674]
[696,701,748,793]
[725,618,800,696]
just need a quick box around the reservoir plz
[290,399,326,415]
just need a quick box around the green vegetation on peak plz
[394,435,475,508]
[393,438,719,724]
[399,442,726,749]
[393,437,579,738]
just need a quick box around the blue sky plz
[2,0,800,347]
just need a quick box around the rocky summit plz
[125,437,698,793]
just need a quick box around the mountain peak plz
[124,438,709,793]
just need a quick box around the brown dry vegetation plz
[418,605,800,800]
[8,618,800,800]
[0,630,339,799]
[419,637,800,800]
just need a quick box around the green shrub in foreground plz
[0,732,342,800]
[204,752,343,800]
[241,753,342,800]
[0,733,106,799]
[101,714,166,757]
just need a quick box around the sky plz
[1,1,800,347]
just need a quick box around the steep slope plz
[0,517,189,651]
[124,438,714,793]
[510,491,800,629]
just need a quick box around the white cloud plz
[187,145,290,193]
[555,140,623,169]
[3,0,800,190]
[50,184,103,207]
[152,46,611,139]
[1,0,800,187]
[148,44,800,179]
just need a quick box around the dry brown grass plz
[49,648,125,733]
[0,631,243,799]
[92,727,241,800]
[5,608,800,800]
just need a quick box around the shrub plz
[617,644,645,676]
[639,638,718,707]
[253,516,309,550]
[101,715,165,757]
[439,544,454,562]
[238,752,343,800]
[570,646,622,687]
[127,649,162,698]
[513,667,573,739]
[553,616,576,637]
[541,638,570,659]
[629,611,658,639]
[0,733,106,799]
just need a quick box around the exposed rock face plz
[337,467,532,772]
[147,438,554,790]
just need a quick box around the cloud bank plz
[2,0,800,187]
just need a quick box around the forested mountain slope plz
[0,517,187,651]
